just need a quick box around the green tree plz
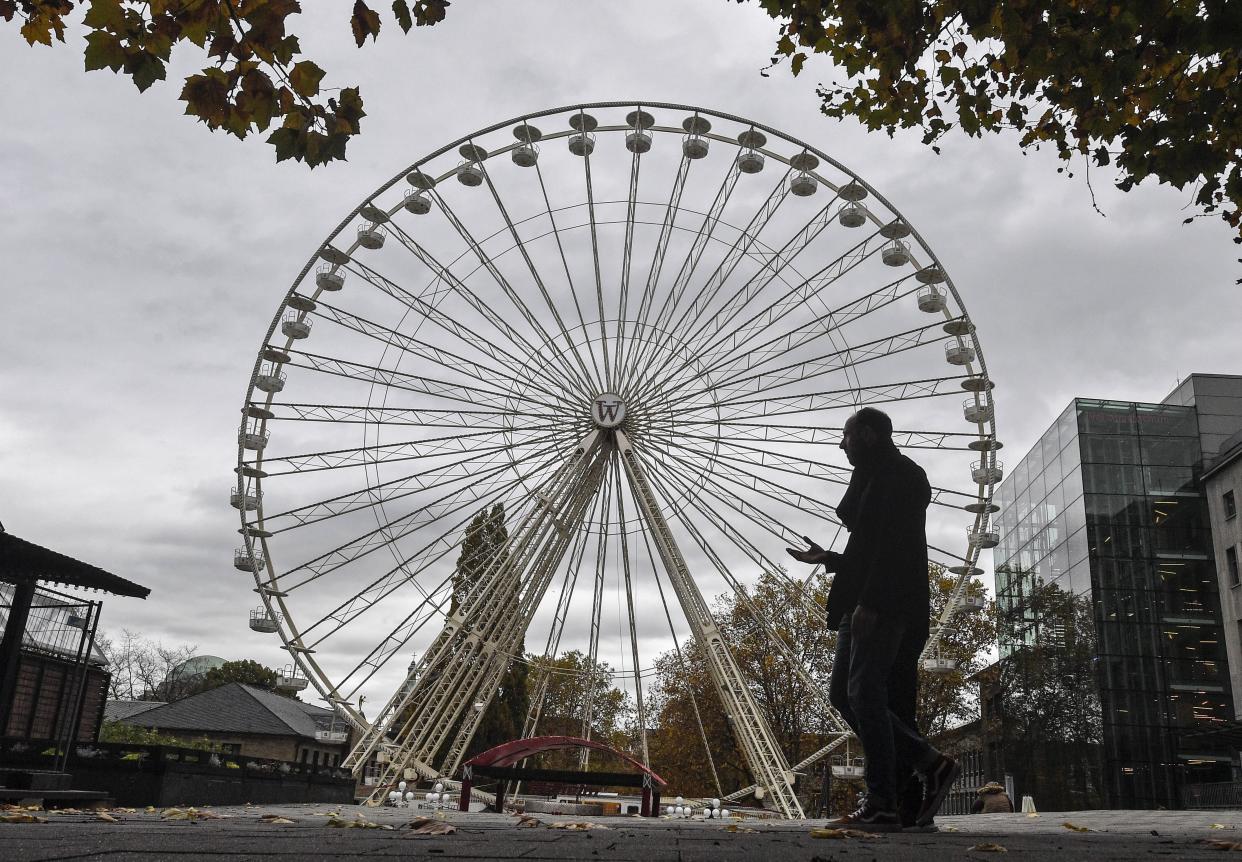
[184,658,291,698]
[0,0,447,166]
[525,650,633,771]
[754,0,1242,253]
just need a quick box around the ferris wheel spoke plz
[259,425,565,476]
[272,441,563,589]
[610,141,643,387]
[578,456,614,747]
[624,164,793,398]
[677,278,925,399]
[422,185,598,398]
[578,129,614,390]
[638,433,842,529]
[380,219,592,397]
[612,462,651,764]
[638,457,847,732]
[264,402,555,429]
[638,440,830,548]
[624,160,744,389]
[672,422,979,452]
[335,256,538,380]
[615,156,691,388]
[256,436,567,535]
[284,348,571,414]
[307,299,578,411]
[476,157,605,396]
[699,319,952,404]
[630,517,724,795]
[633,222,883,408]
[678,374,971,425]
[529,162,605,392]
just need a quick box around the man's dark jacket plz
[824,443,932,637]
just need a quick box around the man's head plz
[840,407,893,466]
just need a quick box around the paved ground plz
[2,803,1241,860]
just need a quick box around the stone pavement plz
[2,803,1241,860]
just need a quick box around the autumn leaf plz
[392,0,413,32]
[83,31,126,72]
[351,0,382,46]
[289,60,325,98]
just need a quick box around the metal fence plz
[1181,781,1242,810]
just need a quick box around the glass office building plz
[995,395,1234,809]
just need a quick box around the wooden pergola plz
[0,527,149,734]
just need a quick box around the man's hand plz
[785,536,840,570]
[851,605,879,640]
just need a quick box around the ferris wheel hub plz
[591,393,627,428]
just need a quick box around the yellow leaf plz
[1061,822,1091,832]
[970,842,1009,852]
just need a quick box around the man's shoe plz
[916,755,961,827]
[826,800,902,832]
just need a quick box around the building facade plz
[993,374,1242,809]
[1204,430,1242,716]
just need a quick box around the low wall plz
[0,738,355,807]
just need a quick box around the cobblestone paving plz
[2,804,1240,860]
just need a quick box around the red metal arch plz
[464,735,665,785]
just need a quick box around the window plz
[1228,546,1240,588]
[1225,490,1237,520]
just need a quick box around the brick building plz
[117,682,352,767]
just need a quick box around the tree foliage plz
[98,720,222,750]
[647,567,995,799]
[185,658,292,698]
[0,0,449,166]
[524,650,633,771]
[755,0,1242,249]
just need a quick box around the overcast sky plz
[3,1,1240,708]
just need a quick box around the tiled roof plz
[0,530,149,597]
[104,700,166,722]
[121,683,334,739]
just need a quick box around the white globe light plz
[675,796,683,805]
[711,798,720,809]
[434,782,445,793]
[405,791,416,802]
[702,808,710,818]
[425,792,434,802]
[398,781,407,792]
[664,805,673,816]
[720,808,730,818]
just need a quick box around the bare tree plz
[97,629,197,701]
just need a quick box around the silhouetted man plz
[788,407,958,830]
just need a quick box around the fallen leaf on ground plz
[1062,821,1091,832]
[326,813,391,830]
[112,807,137,814]
[549,821,610,830]
[1026,813,1040,818]
[1212,824,1235,830]
[144,806,156,813]
[725,823,758,833]
[514,814,542,828]
[410,817,457,835]
[95,813,120,822]
[161,807,222,821]
[259,814,296,824]
[970,842,1009,852]
[1200,839,1242,851]
[0,812,48,823]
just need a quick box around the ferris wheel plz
[232,102,1001,817]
